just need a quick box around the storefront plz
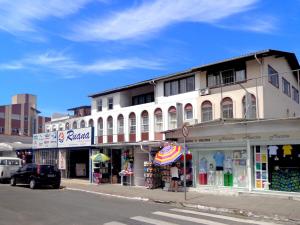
[165,118,300,194]
[92,142,159,186]
[144,144,194,191]
[253,144,300,192]
[33,127,94,180]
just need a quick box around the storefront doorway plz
[69,149,89,178]
[111,149,122,183]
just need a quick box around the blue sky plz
[1,0,300,116]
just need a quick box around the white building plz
[42,49,300,187]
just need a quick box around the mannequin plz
[199,157,208,185]
[224,156,233,187]
[213,151,225,186]
[208,163,215,185]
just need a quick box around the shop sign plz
[58,150,66,170]
[32,131,58,149]
[57,127,93,147]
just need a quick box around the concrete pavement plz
[61,179,300,224]
[0,184,281,225]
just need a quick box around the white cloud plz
[69,0,260,41]
[0,51,164,78]
[216,16,277,33]
[0,0,93,35]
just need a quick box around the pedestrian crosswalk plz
[103,208,279,225]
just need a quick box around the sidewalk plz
[61,179,300,223]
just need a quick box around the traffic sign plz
[182,125,189,137]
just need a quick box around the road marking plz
[153,211,229,225]
[131,216,179,225]
[103,222,127,225]
[170,208,278,225]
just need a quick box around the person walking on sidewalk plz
[170,162,179,192]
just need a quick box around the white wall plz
[262,56,300,118]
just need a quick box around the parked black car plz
[10,163,61,189]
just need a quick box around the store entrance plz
[111,149,122,183]
[268,145,300,192]
[69,149,89,179]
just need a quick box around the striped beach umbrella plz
[153,145,182,166]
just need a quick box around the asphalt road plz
[0,184,282,225]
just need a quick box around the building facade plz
[0,94,50,136]
[42,49,300,190]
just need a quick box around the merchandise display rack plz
[144,161,161,189]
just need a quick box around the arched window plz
[129,113,136,134]
[59,124,64,131]
[97,118,103,136]
[80,120,86,128]
[141,111,149,132]
[184,103,193,120]
[52,125,57,131]
[72,121,77,129]
[201,101,213,122]
[88,119,94,127]
[242,94,256,119]
[154,108,163,132]
[222,97,233,119]
[65,122,70,130]
[107,116,113,135]
[168,106,177,129]
[117,114,124,134]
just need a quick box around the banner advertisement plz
[57,127,93,148]
[58,149,66,170]
[32,131,58,149]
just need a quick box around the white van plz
[0,157,22,182]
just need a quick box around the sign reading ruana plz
[57,127,93,147]
[32,131,57,149]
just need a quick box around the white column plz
[124,114,129,142]
[247,140,252,192]
[103,117,107,143]
[148,110,154,140]
[136,112,141,141]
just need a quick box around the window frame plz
[184,104,193,120]
[107,117,113,135]
[221,98,233,119]
[268,65,279,88]
[201,101,213,122]
[207,67,246,88]
[129,114,136,134]
[242,94,257,119]
[97,99,103,112]
[141,112,149,133]
[292,86,299,103]
[108,97,113,110]
[154,109,163,132]
[282,77,291,97]
[98,118,103,136]
[117,115,124,134]
[164,75,195,96]
[168,107,177,130]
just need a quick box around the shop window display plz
[267,145,300,192]
[196,150,247,188]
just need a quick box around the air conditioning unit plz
[185,119,198,125]
[199,88,210,96]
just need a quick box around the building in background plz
[41,49,300,192]
[0,94,50,136]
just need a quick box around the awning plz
[0,142,32,151]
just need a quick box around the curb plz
[65,187,149,202]
[64,187,299,224]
